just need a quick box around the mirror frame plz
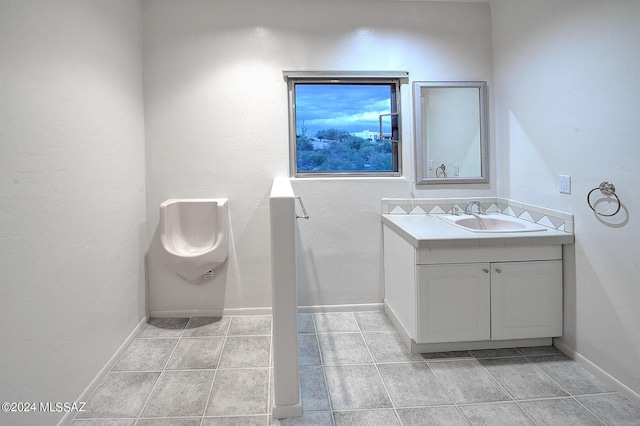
[413,81,488,185]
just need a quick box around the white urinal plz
[159,198,229,281]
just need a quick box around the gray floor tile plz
[317,333,372,365]
[298,334,321,366]
[333,409,400,425]
[578,393,640,426]
[363,331,424,363]
[112,339,177,372]
[75,314,640,426]
[77,372,159,418]
[184,316,230,337]
[479,357,568,399]
[470,348,521,359]
[142,370,214,417]
[229,315,272,335]
[165,337,224,370]
[422,351,473,360]
[298,314,316,334]
[396,406,468,426]
[136,419,201,426]
[378,362,451,407]
[206,368,269,416]
[324,365,392,410]
[270,412,333,425]
[519,398,604,425]
[529,354,613,395]
[459,402,536,425]
[218,336,271,368]
[138,318,189,338]
[313,313,359,333]
[204,415,268,425]
[300,366,330,411]
[428,359,512,404]
[353,311,396,332]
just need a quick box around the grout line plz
[310,313,336,426]
[473,357,539,425]
[424,358,471,425]
[518,355,609,425]
[572,397,611,426]
[267,318,273,425]
[355,312,405,426]
[133,322,187,422]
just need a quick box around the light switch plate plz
[559,175,571,194]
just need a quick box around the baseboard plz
[553,339,640,406]
[149,306,273,317]
[297,303,384,313]
[150,304,384,317]
[384,301,413,349]
[271,403,303,419]
[411,338,552,354]
[57,313,150,426]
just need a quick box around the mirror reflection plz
[414,81,488,184]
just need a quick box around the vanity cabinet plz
[382,221,569,353]
[416,260,562,344]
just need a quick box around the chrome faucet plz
[465,201,484,215]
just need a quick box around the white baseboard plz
[271,403,303,419]
[553,339,640,406]
[151,304,384,317]
[149,306,272,317]
[297,303,383,313]
[57,314,150,426]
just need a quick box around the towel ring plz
[587,182,621,217]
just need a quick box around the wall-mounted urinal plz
[159,198,229,281]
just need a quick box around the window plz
[285,72,406,177]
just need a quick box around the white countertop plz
[382,214,575,249]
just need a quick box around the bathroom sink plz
[438,213,547,233]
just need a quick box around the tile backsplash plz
[381,197,574,233]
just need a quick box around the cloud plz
[295,84,392,136]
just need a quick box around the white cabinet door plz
[416,263,491,344]
[491,260,563,340]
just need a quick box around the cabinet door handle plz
[495,268,502,273]
[482,268,489,273]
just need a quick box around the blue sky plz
[295,84,392,137]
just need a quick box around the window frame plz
[285,71,407,178]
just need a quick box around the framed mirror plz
[414,81,488,184]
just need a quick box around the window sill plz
[289,176,410,183]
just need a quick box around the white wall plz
[142,0,494,312]
[491,0,640,396]
[0,1,146,424]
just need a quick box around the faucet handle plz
[465,200,484,215]
[452,206,462,216]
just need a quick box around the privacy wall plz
[143,0,494,312]
[491,0,640,397]
[0,1,146,424]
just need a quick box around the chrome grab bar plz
[296,196,309,219]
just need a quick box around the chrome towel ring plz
[587,181,621,217]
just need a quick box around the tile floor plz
[71,312,640,425]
